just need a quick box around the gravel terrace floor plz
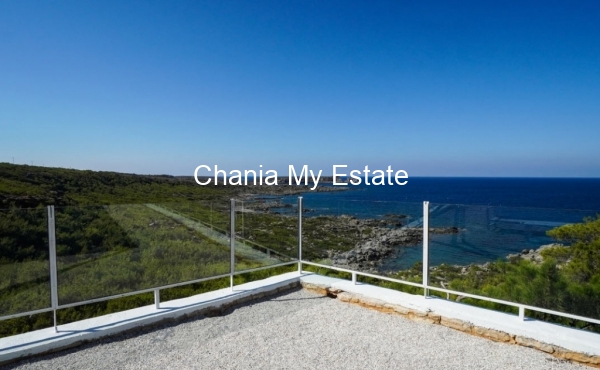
[2,288,585,370]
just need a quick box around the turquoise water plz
[280,178,600,269]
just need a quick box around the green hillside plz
[0,162,234,207]
[0,163,296,337]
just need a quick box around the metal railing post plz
[519,306,525,320]
[47,206,59,333]
[423,201,429,297]
[230,199,235,291]
[298,196,303,274]
[241,200,244,240]
[154,289,160,309]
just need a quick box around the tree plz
[547,215,600,283]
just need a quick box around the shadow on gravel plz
[217,285,329,316]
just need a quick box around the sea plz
[278,178,600,270]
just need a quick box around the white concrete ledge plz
[299,273,600,357]
[0,272,302,365]
[2,271,599,366]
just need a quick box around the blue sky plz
[1,1,599,177]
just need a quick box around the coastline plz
[241,183,569,277]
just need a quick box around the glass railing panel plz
[303,200,424,280]
[0,208,50,316]
[161,200,231,236]
[234,198,297,272]
[301,200,355,266]
[428,203,600,321]
[55,203,231,306]
[146,201,232,254]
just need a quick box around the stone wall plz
[301,282,600,368]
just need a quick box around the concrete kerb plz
[299,273,600,368]
[0,272,302,366]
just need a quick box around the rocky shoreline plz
[506,243,564,264]
[426,243,567,285]
[328,215,460,272]
[240,193,461,273]
[243,191,566,277]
